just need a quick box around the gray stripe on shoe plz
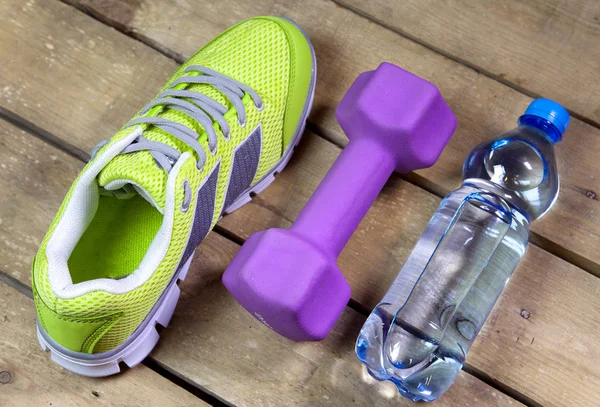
[223,123,262,211]
[179,161,220,267]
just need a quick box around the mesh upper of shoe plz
[98,17,291,210]
[33,18,292,353]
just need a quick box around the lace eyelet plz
[210,146,218,155]
[238,119,247,128]
[223,131,231,141]
[256,102,264,112]
[180,180,191,213]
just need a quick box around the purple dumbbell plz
[223,62,457,341]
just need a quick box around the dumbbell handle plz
[291,137,395,258]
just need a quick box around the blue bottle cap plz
[521,98,570,136]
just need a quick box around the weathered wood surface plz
[337,0,600,124]
[0,119,518,406]
[2,104,598,407]
[6,0,600,277]
[0,284,205,406]
[157,234,519,407]
[0,0,177,148]
[1,0,599,406]
[0,124,81,284]
[220,132,600,407]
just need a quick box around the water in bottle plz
[355,98,570,401]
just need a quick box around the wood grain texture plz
[6,0,600,277]
[0,283,205,407]
[337,0,600,124]
[0,120,517,407]
[0,124,82,284]
[0,0,177,147]
[155,234,520,407]
[1,113,596,406]
[221,131,440,306]
[0,0,597,405]
[218,131,600,407]
[470,244,600,407]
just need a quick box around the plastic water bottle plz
[355,99,569,402]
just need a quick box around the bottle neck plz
[518,115,562,144]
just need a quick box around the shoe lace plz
[92,66,263,172]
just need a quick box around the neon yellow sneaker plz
[32,16,315,376]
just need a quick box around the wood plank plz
[0,284,205,407]
[470,245,600,407]
[4,0,600,277]
[0,126,81,284]
[337,0,600,124]
[0,110,591,406]
[1,1,597,405]
[220,131,600,407]
[222,132,440,304]
[0,121,517,407]
[156,236,520,407]
[0,0,178,147]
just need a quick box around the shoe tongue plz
[97,74,235,211]
[97,150,168,212]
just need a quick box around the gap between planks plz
[0,268,227,407]
[4,93,596,287]
[60,0,600,145]
[0,113,534,407]
[0,264,538,407]
[461,365,543,407]
[53,0,600,281]
[328,0,600,132]
[6,1,593,404]
[142,358,230,407]
[142,359,230,407]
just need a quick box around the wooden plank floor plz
[1,0,599,406]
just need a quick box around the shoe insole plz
[68,194,162,284]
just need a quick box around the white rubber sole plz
[37,254,193,377]
[37,18,317,377]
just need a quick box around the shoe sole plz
[37,18,317,377]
